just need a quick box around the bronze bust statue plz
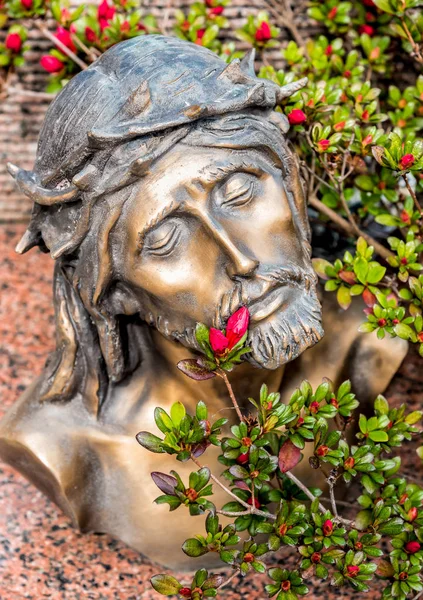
[0,35,407,570]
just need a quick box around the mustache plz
[213,265,318,329]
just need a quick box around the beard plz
[148,263,324,370]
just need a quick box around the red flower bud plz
[296,416,305,426]
[400,209,411,224]
[317,445,329,457]
[325,45,333,56]
[362,109,370,121]
[288,109,307,126]
[226,306,250,349]
[330,397,339,408]
[408,507,418,522]
[179,588,192,598]
[281,581,291,591]
[355,541,363,550]
[310,401,320,414]
[377,318,387,327]
[181,20,190,32]
[85,27,97,42]
[242,437,252,447]
[363,288,377,307]
[243,552,255,563]
[20,0,32,9]
[359,24,375,35]
[328,6,338,19]
[311,552,321,563]
[347,565,360,577]
[322,519,333,536]
[400,257,408,265]
[185,488,199,502]
[343,70,352,78]
[98,0,115,19]
[363,0,375,6]
[255,21,272,42]
[236,452,249,465]
[5,33,22,53]
[209,6,224,15]
[55,26,76,52]
[405,541,421,554]
[399,154,415,170]
[279,523,288,536]
[120,20,130,33]
[398,98,407,109]
[40,55,65,73]
[247,496,261,509]
[417,331,423,343]
[344,457,355,470]
[369,47,380,61]
[317,139,330,152]
[334,120,346,132]
[209,328,229,356]
[399,572,408,581]
[362,134,373,146]
[399,493,408,505]
[392,318,400,325]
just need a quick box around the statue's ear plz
[38,264,107,414]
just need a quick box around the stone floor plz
[0,223,422,599]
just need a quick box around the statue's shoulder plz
[282,294,408,404]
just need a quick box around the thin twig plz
[190,455,276,521]
[320,496,357,509]
[403,174,423,216]
[218,569,241,590]
[217,369,245,422]
[217,509,253,517]
[284,471,326,514]
[36,23,88,70]
[400,16,423,65]
[5,86,56,100]
[309,194,394,261]
[71,33,100,61]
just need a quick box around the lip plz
[249,286,288,322]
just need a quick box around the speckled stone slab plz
[0,224,422,599]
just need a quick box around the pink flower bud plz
[209,5,224,15]
[20,0,32,9]
[255,21,271,42]
[5,32,22,53]
[359,24,375,35]
[288,109,307,125]
[405,541,421,554]
[209,328,229,356]
[322,519,333,536]
[408,507,418,522]
[328,6,338,19]
[55,27,76,52]
[226,306,250,349]
[317,139,330,152]
[347,565,360,577]
[40,55,65,73]
[399,154,415,170]
[85,27,97,43]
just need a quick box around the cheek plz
[123,223,232,323]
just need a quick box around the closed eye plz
[145,222,181,256]
[221,179,255,208]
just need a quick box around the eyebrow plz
[136,156,274,251]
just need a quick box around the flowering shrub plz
[136,308,423,599]
[2,0,423,594]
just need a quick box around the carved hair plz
[7,36,309,414]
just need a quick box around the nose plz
[198,211,258,279]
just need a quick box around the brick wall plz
[0,0,313,222]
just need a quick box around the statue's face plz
[117,143,323,368]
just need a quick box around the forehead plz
[122,143,279,237]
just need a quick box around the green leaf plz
[196,401,208,421]
[182,538,209,557]
[177,359,216,381]
[355,510,373,530]
[337,285,352,310]
[170,402,186,428]
[354,257,369,285]
[136,431,165,453]
[151,574,182,595]
[368,430,389,442]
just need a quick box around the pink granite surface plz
[0,223,422,600]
